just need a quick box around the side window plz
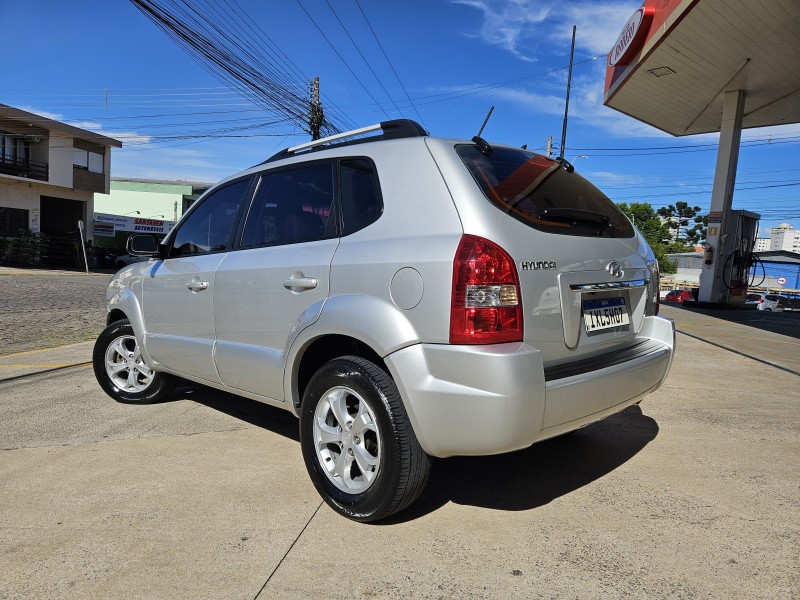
[340,158,382,235]
[240,163,334,248]
[169,178,251,257]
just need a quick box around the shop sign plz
[608,5,655,67]
[94,212,175,235]
[93,221,115,237]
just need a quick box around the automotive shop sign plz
[93,212,175,235]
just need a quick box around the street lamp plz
[123,210,140,215]
[147,214,165,219]
[570,154,588,162]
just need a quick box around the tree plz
[685,214,708,245]
[617,201,679,273]
[657,202,702,243]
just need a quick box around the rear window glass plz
[456,145,634,238]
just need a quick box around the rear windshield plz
[457,145,634,238]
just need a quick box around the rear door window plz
[457,145,634,238]
[240,162,335,248]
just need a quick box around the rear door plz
[213,161,337,400]
[141,177,252,383]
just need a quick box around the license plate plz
[582,297,629,333]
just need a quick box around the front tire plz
[93,319,177,404]
[300,356,431,522]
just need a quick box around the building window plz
[73,149,103,174]
[0,207,29,236]
[1,134,29,167]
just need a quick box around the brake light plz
[450,235,523,344]
[646,260,659,316]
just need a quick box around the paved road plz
[0,268,110,355]
[660,304,800,374]
[0,296,797,597]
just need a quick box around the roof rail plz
[263,119,427,163]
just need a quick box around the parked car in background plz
[663,289,693,303]
[114,254,151,268]
[748,292,789,311]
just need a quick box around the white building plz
[754,237,771,252]
[0,104,121,266]
[769,223,800,253]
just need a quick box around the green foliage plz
[657,201,703,243]
[652,244,677,274]
[617,202,672,245]
[685,214,708,245]
[617,202,685,273]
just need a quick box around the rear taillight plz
[646,260,659,316]
[450,235,523,344]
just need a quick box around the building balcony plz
[0,157,48,182]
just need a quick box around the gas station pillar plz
[698,90,745,304]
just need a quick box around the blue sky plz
[4,0,798,235]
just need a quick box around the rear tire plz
[93,319,177,404]
[300,355,431,522]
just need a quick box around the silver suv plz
[93,120,675,522]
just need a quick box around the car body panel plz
[213,239,338,400]
[141,254,226,384]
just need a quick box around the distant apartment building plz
[754,237,771,252]
[769,223,800,253]
[0,103,121,266]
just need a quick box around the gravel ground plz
[0,269,112,355]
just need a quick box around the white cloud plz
[453,0,640,60]
[453,0,551,61]
[16,106,63,121]
[560,2,642,56]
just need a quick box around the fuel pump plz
[719,210,760,302]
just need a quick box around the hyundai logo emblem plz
[607,261,624,278]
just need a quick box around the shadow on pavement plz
[179,383,300,442]
[387,405,659,523]
[172,384,658,523]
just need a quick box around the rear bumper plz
[385,315,675,458]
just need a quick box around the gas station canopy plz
[604,0,800,136]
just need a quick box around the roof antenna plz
[472,106,494,155]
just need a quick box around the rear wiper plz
[539,208,616,232]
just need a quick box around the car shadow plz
[383,405,659,523]
[173,384,658,523]
[177,382,300,442]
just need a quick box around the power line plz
[353,0,426,129]
[294,0,390,121]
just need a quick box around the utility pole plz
[309,76,323,141]
[545,135,553,158]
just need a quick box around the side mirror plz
[127,233,162,256]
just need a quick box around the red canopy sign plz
[608,5,655,67]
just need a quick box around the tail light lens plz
[450,235,523,344]
[646,260,659,316]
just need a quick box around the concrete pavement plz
[0,313,798,599]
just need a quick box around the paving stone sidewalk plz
[0,267,112,356]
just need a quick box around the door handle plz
[186,280,209,292]
[282,276,318,291]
